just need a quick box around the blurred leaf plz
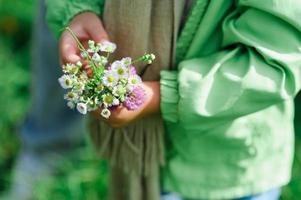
[0,0,36,24]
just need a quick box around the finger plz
[85,18,109,43]
[79,59,88,66]
[59,31,81,64]
[86,68,94,77]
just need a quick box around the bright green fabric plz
[45,0,104,37]
[161,0,300,199]
[46,0,301,199]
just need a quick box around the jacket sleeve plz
[45,0,105,37]
[160,0,301,125]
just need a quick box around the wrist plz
[142,81,161,116]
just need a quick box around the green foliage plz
[0,40,28,192]
[0,0,35,39]
[32,148,108,200]
[0,0,109,198]
[0,0,33,191]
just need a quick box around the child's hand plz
[59,12,109,64]
[93,81,160,128]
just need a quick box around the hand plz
[93,81,161,128]
[59,12,109,65]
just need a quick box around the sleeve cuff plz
[160,70,179,123]
[46,0,103,38]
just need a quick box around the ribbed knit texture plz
[175,0,209,64]
[88,1,186,200]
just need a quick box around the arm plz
[161,0,301,127]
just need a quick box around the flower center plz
[96,84,104,91]
[104,95,113,104]
[117,68,124,75]
[117,87,124,95]
[71,67,77,73]
[108,75,114,82]
[68,93,74,98]
[131,79,137,84]
[65,79,71,85]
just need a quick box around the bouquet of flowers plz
[58,27,155,119]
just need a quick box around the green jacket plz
[46,0,301,199]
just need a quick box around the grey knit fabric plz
[89,1,189,199]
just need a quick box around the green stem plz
[65,27,86,51]
[65,27,100,75]
[131,57,144,65]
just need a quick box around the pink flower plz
[123,86,146,110]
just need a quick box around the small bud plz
[92,53,101,62]
[76,61,83,67]
[150,54,156,60]
[88,40,95,48]
[80,51,88,58]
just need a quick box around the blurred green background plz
[0,0,301,199]
[0,0,108,199]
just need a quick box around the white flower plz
[64,91,78,101]
[92,53,108,66]
[92,53,101,62]
[102,70,118,87]
[76,103,87,114]
[99,41,117,53]
[113,98,120,106]
[73,81,85,93]
[111,61,128,79]
[88,40,95,48]
[95,84,104,93]
[98,56,108,66]
[58,75,73,89]
[102,94,118,107]
[79,72,88,82]
[62,63,71,73]
[62,63,79,74]
[78,96,86,103]
[121,57,132,66]
[87,40,99,53]
[67,101,76,109]
[127,75,142,91]
[87,99,98,111]
[128,75,142,85]
[111,60,123,69]
[113,85,126,97]
[102,94,114,106]
[76,61,83,67]
[101,108,111,119]
[71,65,79,74]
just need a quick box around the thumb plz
[59,31,81,64]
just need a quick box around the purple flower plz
[123,86,146,110]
